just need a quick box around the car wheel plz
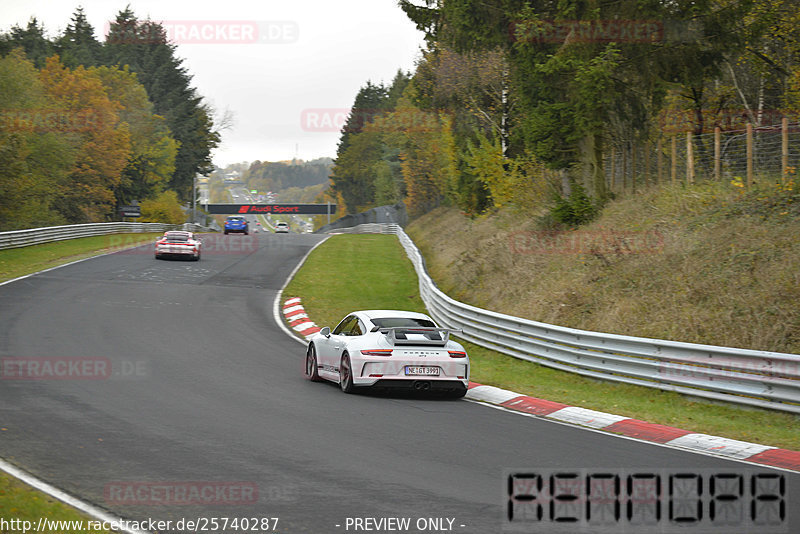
[339,353,355,393]
[224,230,229,235]
[306,345,321,382]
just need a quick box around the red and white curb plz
[282,297,321,339]
[467,383,800,472]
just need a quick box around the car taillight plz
[361,349,392,357]
[448,351,467,358]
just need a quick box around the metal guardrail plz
[344,223,800,413]
[316,203,407,234]
[0,222,215,251]
[324,223,400,235]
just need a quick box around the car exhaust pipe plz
[414,381,431,391]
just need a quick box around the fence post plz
[714,126,721,181]
[610,145,616,193]
[746,123,753,187]
[657,137,663,184]
[671,136,677,185]
[782,117,789,184]
[686,131,694,184]
[622,142,628,193]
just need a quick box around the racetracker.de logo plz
[0,110,101,133]
[110,234,258,255]
[104,481,259,505]
[658,108,799,134]
[104,20,298,45]
[508,229,664,255]
[511,19,664,43]
[300,108,442,133]
[1,357,111,380]
[658,356,799,384]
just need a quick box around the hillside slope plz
[407,181,800,354]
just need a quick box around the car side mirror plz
[320,327,330,337]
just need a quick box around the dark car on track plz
[224,216,249,235]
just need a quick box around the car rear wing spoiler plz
[376,327,463,346]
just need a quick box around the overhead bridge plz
[204,203,337,215]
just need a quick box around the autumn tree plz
[39,56,130,222]
[105,8,220,201]
[0,50,74,229]
[90,65,178,204]
[331,75,410,213]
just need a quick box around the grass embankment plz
[0,233,160,284]
[409,181,800,353]
[284,234,426,329]
[284,188,799,450]
[0,470,102,533]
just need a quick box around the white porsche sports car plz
[154,231,202,261]
[305,310,469,398]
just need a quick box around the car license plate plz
[405,366,439,376]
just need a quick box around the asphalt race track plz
[1,232,797,533]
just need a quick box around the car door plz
[317,315,356,373]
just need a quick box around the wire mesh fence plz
[603,119,800,193]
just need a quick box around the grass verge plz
[283,233,800,451]
[284,234,426,329]
[0,470,105,532]
[0,233,161,284]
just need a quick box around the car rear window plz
[371,318,436,328]
[227,217,245,222]
[164,234,189,242]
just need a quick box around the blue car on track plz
[224,215,249,235]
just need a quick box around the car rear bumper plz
[156,252,198,259]
[366,379,468,394]
[155,247,199,258]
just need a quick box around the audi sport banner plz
[205,204,337,215]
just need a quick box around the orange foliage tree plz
[39,56,131,222]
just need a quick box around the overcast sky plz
[2,0,427,167]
